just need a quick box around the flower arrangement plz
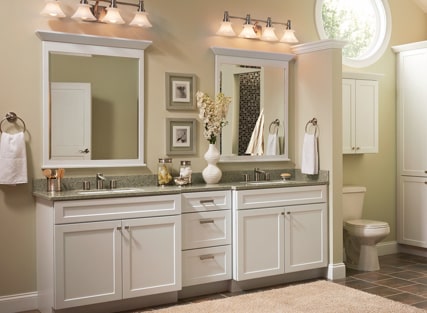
[196,91,231,144]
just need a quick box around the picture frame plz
[166,118,197,155]
[165,72,197,111]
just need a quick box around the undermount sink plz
[246,180,289,185]
[77,188,145,195]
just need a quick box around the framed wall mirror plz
[211,46,295,163]
[36,31,151,168]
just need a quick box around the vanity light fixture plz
[216,11,298,44]
[41,0,152,28]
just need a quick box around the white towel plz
[266,133,279,155]
[301,133,318,175]
[245,109,265,156]
[0,132,28,184]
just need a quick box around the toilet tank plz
[342,186,366,221]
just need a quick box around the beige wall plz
[0,0,426,296]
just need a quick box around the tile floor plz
[20,253,427,312]
[336,253,427,310]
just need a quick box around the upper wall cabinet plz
[342,72,381,154]
[36,30,151,168]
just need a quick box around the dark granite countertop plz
[33,169,329,201]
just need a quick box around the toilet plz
[342,186,390,271]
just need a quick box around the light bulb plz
[101,7,125,24]
[71,4,96,21]
[130,12,152,27]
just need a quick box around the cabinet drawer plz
[182,245,231,287]
[54,194,181,224]
[182,210,231,250]
[181,190,231,213]
[234,185,327,210]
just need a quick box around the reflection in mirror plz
[36,30,151,168]
[49,54,138,160]
[211,46,294,163]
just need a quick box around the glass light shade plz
[261,27,278,42]
[216,21,236,37]
[40,0,66,18]
[101,7,125,24]
[239,24,258,39]
[129,12,152,27]
[71,4,96,21]
[280,29,299,43]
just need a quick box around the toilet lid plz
[345,219,389,229]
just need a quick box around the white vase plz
[202,144,222,184]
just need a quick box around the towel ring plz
[269,119,280,134]
[305,117,319,136]
[0,112,27,133]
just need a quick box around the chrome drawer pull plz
[199,254,215,261]
[200,199,215,205]
[200,219,215,224]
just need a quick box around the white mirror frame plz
[211,46,295,163]
[36,30,151,168]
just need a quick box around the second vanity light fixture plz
[40,0,152,28]
[217,11,298,44]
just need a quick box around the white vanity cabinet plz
[181,190,232,287]
[232,185,328,281]
[342,74,380,154]
[36,194,181,312]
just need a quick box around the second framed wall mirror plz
[211,46,295,163]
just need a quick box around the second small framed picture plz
[166,72,197,111]
[166,118,197,155]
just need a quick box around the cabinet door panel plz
[122,215,181,298]
[234,207,284,281]
[398,49,427,176]
[55,220,122,309]
[398,176,427,247]
[355,80,378,153]
[342,79,355,154]
[285,203,327,273]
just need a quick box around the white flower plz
[196,91,230,144]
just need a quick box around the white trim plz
[36,30,152,50]
[392,40,427,53]
[0,292,38,313]
[326,262,346,280]
[291,40,347,55]
[342,72,384,80]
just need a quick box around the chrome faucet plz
[96,173,107,189]
[254,168,267,181]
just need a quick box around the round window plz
[315,0,391,68]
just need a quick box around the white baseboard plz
[327,262,346,280]
[377,240,399,256]
[0,292,38,313]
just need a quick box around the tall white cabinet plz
[394,41,427,247]
[342,73,381,154]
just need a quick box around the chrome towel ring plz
[0,112,27,133]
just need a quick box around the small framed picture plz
[166,118,197,155]
[166,73,197,110]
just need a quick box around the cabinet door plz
[234,207,284,281]
[342,79,355,154]
[122,215,181,298]
[285,203,327,273]
[54,220,122,309]
[397,48,427,176]
[398,176,427,247]
[342,79,378,154]
[355,79,378,153]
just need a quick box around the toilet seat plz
[345,219,389,229]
